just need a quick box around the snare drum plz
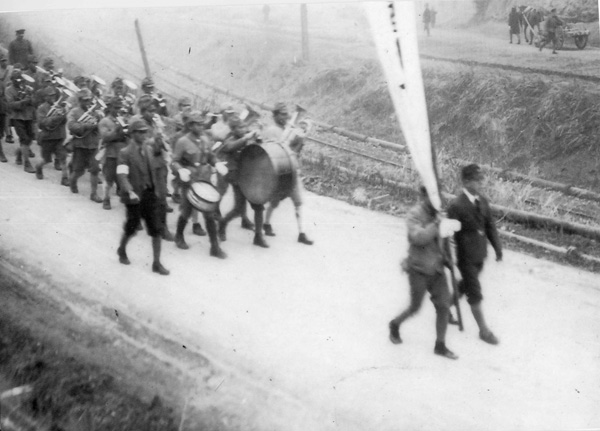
[186,181,221,213]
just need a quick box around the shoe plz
[117,247,130,265]
[479,330,499,345]
[210,246,227,259]
[70,183,79,194]
[166,205,174,213]
[192,223,207,236]
[263,223,275,236]
[389,321,402,344]
[298,233,313,245]
[162,229,175,242]
[175,236,189,250]
[5,135,14,144]
[15,157,22,165]
[24,163,36,173]
[102,199,111,210]
[0,154,7,163]
[171,193,182,204]
[253,235,269,248]
[54,160,62,171]
[90,193,103,203]
[35,166,43,179]
[61,177,69,187]
[241,218,255,230]
[152,262,170,276]
[218,228,227,242]
[434,342,459,360]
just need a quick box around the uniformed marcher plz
[172,111,228,258]
[5,69,36,172]
[140,77,168,117]
[134,94,175,241]
[0,69,8,162]
[8,29,33,68]
[67,88,104,202]
[98,96,128,209]
[262,102,313,245]
[34,86,68,183]
[0,53,15,144]
[116,117,170,275]
[218,116,268,247]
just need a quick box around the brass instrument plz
[72,98,107,138]
[281,104,310,150]
[46,88,74,118]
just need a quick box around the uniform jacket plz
[403,202,445,276]
[447,192,502,265]
[138,114,170,202]
[37,101,67,141]
[116,140,157,205]
[0,80,7,115]
[8,39,33,67]
[5,83,35,120]
[67,105,102,149]
[98,115,127,159]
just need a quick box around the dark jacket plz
[116,140,156,205]
[447,192,502,265]
[37,101,67,141]
[67,106,102,149]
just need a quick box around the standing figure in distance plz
[447,164,502,345]
[5,69,36,172]
[116,117,169,275]
[8,29,33,68]
[509,7,521,44]
[538,8,563,54]
[389,186,460,360]
[422,4,432,37]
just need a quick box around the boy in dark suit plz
[447,164,502,345]
[115,117,169,275]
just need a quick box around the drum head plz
[190,181,221,203]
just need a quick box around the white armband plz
[116,165,129,175]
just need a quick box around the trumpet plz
[151,92,168,111]
[281,104,309,148]
[115,115,129,135]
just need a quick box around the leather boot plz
[263,223,275,236]
[15,147,22,165]
[117,234,131,265]
[174,216,189,250]
[207,219,227,259]
[0,144,7,163]
[22,146,35,173]
[90,174,103,202]
[151,236,169,275]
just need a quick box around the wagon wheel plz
[555,27,565,50]
[574,35,588,50]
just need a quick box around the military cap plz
[10,69,22,80]
[77,88,93,101]
[27,54,38,63]
[178,96,192,108]
[137,94,154,109]
[461,164,484,182]
[73,75,87,87]
[42,86,57,97]
[16,29,25,35]
[107,96,124,107]
[128,117,149,132]
[185,110,204,124]
[219,103,235,114]
[42,57,54,68]
[141,77,154,88]
[272,102,287,114]
[228,116,243,128]
[111,77,124,87]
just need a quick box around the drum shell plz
[238,142,297,205]
[186,181,221,213]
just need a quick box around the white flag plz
[364,1,442,210]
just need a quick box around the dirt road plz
[1,140,599,429]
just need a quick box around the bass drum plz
[238,142,297,205]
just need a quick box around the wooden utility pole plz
[135,19,152,78]
[301,4,309,62]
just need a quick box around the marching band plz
[0,32,314,275]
